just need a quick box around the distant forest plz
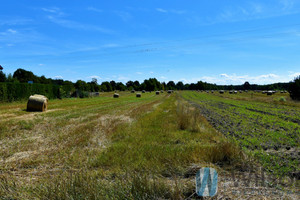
[0,67,292,101]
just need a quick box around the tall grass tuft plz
[177,102,201,132]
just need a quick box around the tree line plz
[0,67,299,101]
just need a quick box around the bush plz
[289,76,300,100]
[0,82,60,102]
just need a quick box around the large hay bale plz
[136,93,141,98]
[156,91,160,95]
[113,93,119,98]
[167,90,172,94]
[142,90,146,93]
[27,95,48,112]
[219,90,224,94]
[131,90,135,93]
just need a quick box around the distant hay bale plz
[113,93,119,98]
[136,93,141,97]
[131,90,135,93]
[229,91,233,94]
[142,90,146,93]
[267,91,273,95]
[234,91,238,94]
[219,90,224,94]
[27,95,48,112]
[167,90,172,93]
[156,91,160,95]
[161,90,164,93]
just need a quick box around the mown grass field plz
[0,91,299,199]
[181,91,300,180]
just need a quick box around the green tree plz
[0,71,6,82]
[101,81,112,92]
[167,81,176,90]
[176,81,184,90]
[126,81,134,89]
[116,82,126,91]
[75,80,87,91]
[13,68,38,83]
[289,76,300,100]
[133,80,140,90]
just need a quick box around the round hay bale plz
[161,90,164,93]
[27,95,48,112]
[155,91,160,95]
[219,90,224,94]
[113,93,119,98]
[167,90,172,93]
[142,90,146,93]
[32,94,48,103]
[136,93,141,98]
[131,90,135,93]
[267,91,273,96]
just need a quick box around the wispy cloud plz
[0,18,33,26]
[41,7,114,34]
[114,11,132,22]
[207,1,300,25]
[155,8,186,14]
[101,43,120,48]
[47,16,114,34]
[87,7,103,13]
[41,7,65,17]
[0,29,17,36]
[280,0,295,10]
[156,8,168,13]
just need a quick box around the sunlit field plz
[0,91,299,199]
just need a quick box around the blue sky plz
[1,0,300,85]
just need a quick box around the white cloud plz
[289,72,300,78]
[136,72,143,75]
[117,76,129,81]
[88,75,101,79]
[196,73,292,85]
[160,76,167,79]
[7,29,17,34]
[54,75,63,79]
[156,8,168,13]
